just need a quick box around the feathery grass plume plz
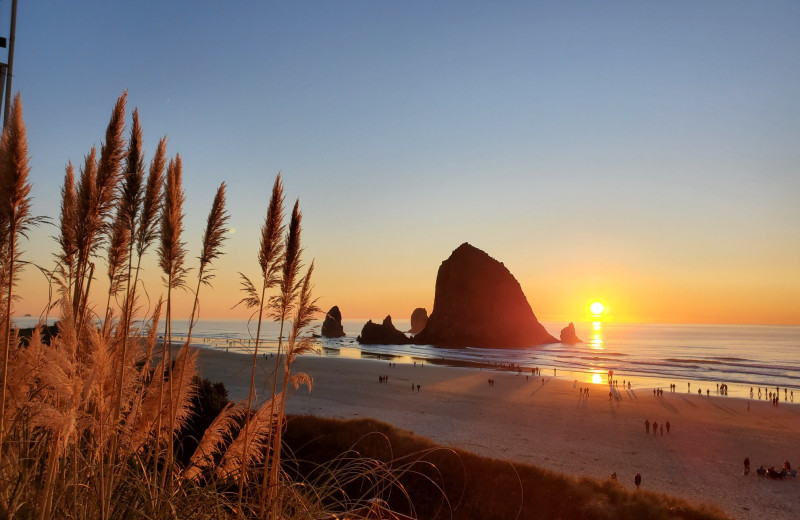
[135,136,166,260]
[158,156,186,290]
[102,208,130,333]
[217,397,277,481]
[184,401,243,482]
[156,154,186,487]
[198,182,229,286]
[57,162,77,286]
[236,174,284,507]
[0,94,36,452]
[115,106,144,337]
[72,93,127,322]
[120,108,144,236]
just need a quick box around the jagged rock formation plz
[357,315,411,345]
[321,306,346,338]
[409,308,428,334]
[560,322,583,344]
[414,243,557,348]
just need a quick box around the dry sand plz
[193,347,800,520]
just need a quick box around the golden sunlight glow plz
[590,302,605,315]
[591,373,603,385]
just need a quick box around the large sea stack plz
[321,306,346,338]
[414,243,557,348]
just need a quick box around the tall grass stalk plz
[263,199,303,518]
[0,94,35,453]
[57,162,77,290]
[268,260,319,519]
[157,155,186,487]
[236,174,284,511]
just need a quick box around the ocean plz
[13,316,799,401]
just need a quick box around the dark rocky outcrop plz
[321,306,346,338]
[414,243,557,348]
[409,308,428,334]
[559,322,583,344]
[357,315,411,345]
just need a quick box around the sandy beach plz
[193,347,800,520]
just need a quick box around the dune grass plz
[283,415,732,520]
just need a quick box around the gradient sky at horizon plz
[6,1,800,325]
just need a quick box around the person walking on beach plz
[634,473,641,489]
[744,457,750,475]
[652,421,658,435]
[416,384,420,392]
[665,421,670,433]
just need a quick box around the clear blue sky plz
[7,1,800,324]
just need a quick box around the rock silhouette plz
[560,322,583,344]
[414,243,556,348]
[321,306,346,338]
[409,308,428,334]
[357,315,411,345]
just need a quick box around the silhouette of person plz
[744,457,750,475]
[665,421,670,433]
[652,421,658,435]
[634,473,641,489]
[416,384,420,392]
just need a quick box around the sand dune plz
[194,348,800,520]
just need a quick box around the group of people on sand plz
[752,386,793,403]
[410,383,421,392]
[378,375,390,384]
[487,378,495,387]
[644,419,670,435]
[577,387,590,398]
[747,458,797,479]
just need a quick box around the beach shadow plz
[626,389,637,400]
[656,397,680,414]
[528,377,550,398]
[710,401,738,417]
[675,394,697,408]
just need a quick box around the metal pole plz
[0,64,6,122]
[3,0,17,129]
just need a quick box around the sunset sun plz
[590,302,605,315]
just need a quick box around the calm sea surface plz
[14,317,799,400]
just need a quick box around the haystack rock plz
[560,322,583,344]
[357,315,411,345]
[321,306,346,338]
[409,308,428,334]
[414,243,557,348]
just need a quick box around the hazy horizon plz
[8,2,800,325]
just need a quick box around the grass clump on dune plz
[283,415,732,520]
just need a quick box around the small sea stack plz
[357,315,411,345]
[409,307,428,334]
[560,322,583,344]
[414,243,556,348]
[321,305,346,338]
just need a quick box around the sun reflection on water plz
[590,321,604,350]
